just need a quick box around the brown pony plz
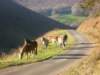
[20,39,38,59]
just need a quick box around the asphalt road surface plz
[0,30,94,75]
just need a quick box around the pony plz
[41,37,49,48]
[19,39,38,59]
[46,35,58,44]
[57,34,68,48]
[63,34,68,47]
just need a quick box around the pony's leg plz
[55,41,58,47]
[43,42,48,49]
[63,40,67,48]
[34,48,37,55]
[62,44,65,48]
[45,43,49,49]
[31,50,34,57]
[43,44,46,49]
[20,52,24,59]
[56,41,59,47]
[31,50,34,54]
[59,43,62,48]
[45,44,47,49]
[18,53,21,59]
[27,52,29,60]
[62,41,66,49]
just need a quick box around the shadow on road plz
[52,57,82,59]
[67,43,99,50]
[52,53,87,60]
[69,46,94,50]
[52,43,97,60]
[57,54,87,56]
[74,43,96,45]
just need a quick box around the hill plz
[14,0,81,11]
[0,0,72,50]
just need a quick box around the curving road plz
[0,30,94,75]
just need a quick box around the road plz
[0,30,94,75]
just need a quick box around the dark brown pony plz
[63,34,68,47]
[20,39,38,59]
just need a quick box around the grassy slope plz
[50,14,86,24]
[0,29,75,69]
[59,17,100,75]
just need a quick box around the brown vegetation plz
[77,17,100,43]
[77,17,100,75]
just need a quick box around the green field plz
[0,30,75,69]
[50,14,86,24]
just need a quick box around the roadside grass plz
[0,29,75,69]
[50,14,86,24]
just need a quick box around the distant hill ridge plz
[14,0,81,10]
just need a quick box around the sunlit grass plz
[50,14,86,24]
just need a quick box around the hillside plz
[0,0,72,50]
[76,17,100,75]
[77,17,100,42]
[14,0,81,11]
